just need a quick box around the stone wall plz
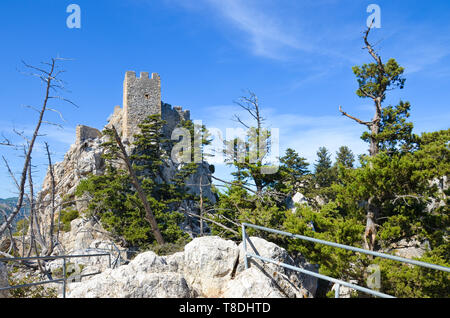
[76,125,101,144]
[161,103,190,138]
[122,71,161,141]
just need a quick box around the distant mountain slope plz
[0,197,29,230]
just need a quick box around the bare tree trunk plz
[26,159,36,257]
[44,142,56,256]
[338,27,387,158]
[199,175,204,236]
[233,91,266,186]
[56,204,62,249]
[0,209,17,255]
[110,125,165,245]
[28,163,46,256]
[21,216,27,257]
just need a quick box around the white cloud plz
[196,104,369,171]
[202,0,309,60]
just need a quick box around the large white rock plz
[286,192,309,213]
[65,236,316,298]
[223,267,293,298]
[237,236,318,297]
[390,237,430,259]
[0,262,10,298]
[182,236,239,297]
[66,251,190,298]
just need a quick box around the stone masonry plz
[76,125,101,144]
[122,71,161,141]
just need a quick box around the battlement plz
[122,71,161,141]
[76,125,101,144]
[125,71,160,81]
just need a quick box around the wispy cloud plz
[169,0,321,60]
[198,104,368,168]
[202,0,310,60]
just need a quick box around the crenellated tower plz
[122,71,161,141]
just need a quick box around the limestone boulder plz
[237,236,318,297]
[181,236,239,297]
[65,236,316,298]
[223,267,294,298]
[66,251,191,298]
[286,192,308,213]
[390,237,430,259]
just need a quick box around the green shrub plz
[59,208,79,232]
[13,219,29,237]
[148,237,192,256]
[7,272,58,298]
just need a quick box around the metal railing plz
[83,242,126,269]
[0,252,111,298]
[241,223,450,298]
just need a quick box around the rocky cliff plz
[34,72,216,255]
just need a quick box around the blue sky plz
[0,0,449,198]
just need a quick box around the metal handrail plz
[241,223,450,298]
[82,241,127,269]
[0,252,111,298]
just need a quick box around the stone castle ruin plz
[77,71,190,144]
[36,71,214,255]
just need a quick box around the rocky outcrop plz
[66,236,317,298]
[286,192,308,213]
[389,237,430,259]
[181,236,238,297]
[36,108,216,252]
[66,252,191,298]
[58,217,123,255]
[236,236,318,297]
[37,135,106,237]
[0,261,9,298]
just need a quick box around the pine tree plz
[275,148,310,194]
[314,147,334,188]
[339,27,407,157]
[76,115,190,249]
[225,91,279,195]
[335,146,355,169]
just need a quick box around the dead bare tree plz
[185,175,216,236]
[110,125,165,245]
[0,57,74,240]
[229,90,278,197]
[233,90,264,132]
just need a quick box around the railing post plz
[108,253,111,268]
[62,257,67,298]
[335,283,340,298]
[242,223,248,269]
